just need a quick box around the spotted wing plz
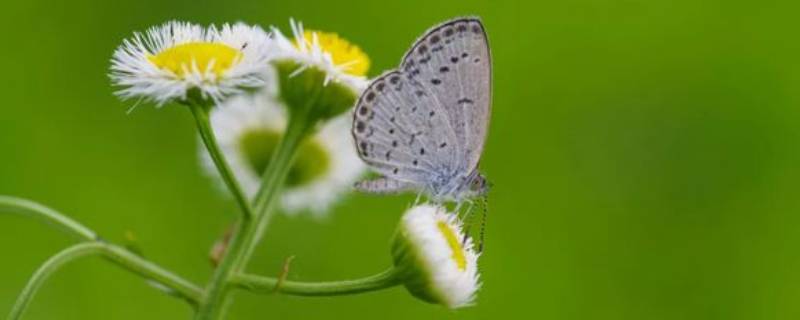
[400,17,492,173]
[352,71,460,186]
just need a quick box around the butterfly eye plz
[471,178,482,189]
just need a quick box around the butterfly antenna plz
[478,195,489,253]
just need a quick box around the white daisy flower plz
[270,19,370,93]
[392,204,481,308]
[110,21,272,106]
[200,90,366,216]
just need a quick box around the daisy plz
[392,204,481,308]
[200,90,366,216]
[110,21,272,106]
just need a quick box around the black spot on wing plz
[458,98,474,105]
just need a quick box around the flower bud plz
[391,204,480,308]
[269,20,370,122]
[273,60,360,120]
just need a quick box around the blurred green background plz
[2,0,800,319]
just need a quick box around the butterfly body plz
[353,17,491,204]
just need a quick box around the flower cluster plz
[110,19,481,309]
[111,20,369,214]
[200,90,365,215]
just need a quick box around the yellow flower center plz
[148,42,242,78]
[296,30,370,76]
[436,221,467,271]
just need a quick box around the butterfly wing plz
[400,17,491,173]
[352,70,460,187]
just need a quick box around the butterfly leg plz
[478,195,489,253]
[461,200,475,218]
[460,201,476,246]
[355,176,415,194]
[414,191,424,206]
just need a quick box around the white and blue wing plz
[352,71,458,187]
[400,17,491,173]
[353,17,491,199]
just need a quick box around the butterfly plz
[352,17,491,204]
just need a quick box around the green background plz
[2,0,800,319]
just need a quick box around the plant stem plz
[0,196,96,241]
[8,242,203,320]
[188,102,262,319]
[101,243,204,304]
[9,243,105,320]
[230,268,402,297]
[189,103,254,221]
[238,113,311,267]
[193,218,249,320]
[194,112,311,320]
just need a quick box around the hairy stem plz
[189,103,254,221]
[189,102,265,320]
[189,101,257,320]
[101,243,204,304]
[238,113,311,268]
[193,218,250,320]
[8,242,203,320]
[231,268,402,297]
[0,196,96,241]
[194,113,311,320]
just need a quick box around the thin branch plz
[194,107,313,320]
[7,242,203,320]
[9,243,106,319]
[101,243,204,304]
[189,103,254,221]
[0,196,97,241]
[230,268,402,297]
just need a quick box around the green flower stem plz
[239,111,313,267]
[189,100,259,320]
[230,268,403,297]
[0,196,96,241]
[187,102,258,319]
[189,103,254,221]
[100,243,204,304]
[9,243,106,320]
[8,242,203,320]
[194,111,313,320]
[193,217,250,320]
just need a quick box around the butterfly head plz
[468,173,490,197]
